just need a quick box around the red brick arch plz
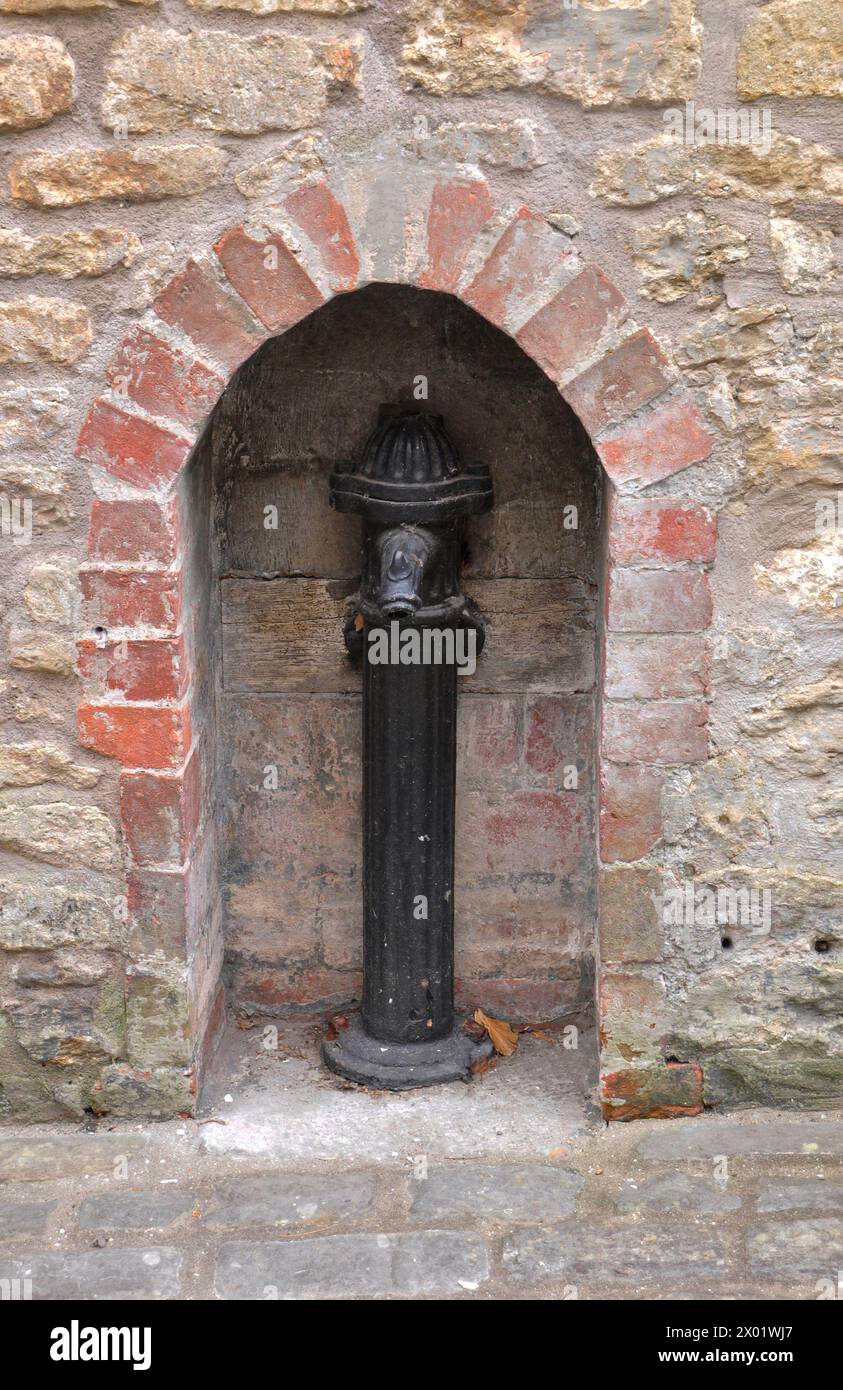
[76,172,716,1119]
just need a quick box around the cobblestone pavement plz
[2,1021,842,1301]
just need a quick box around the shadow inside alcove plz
[181,281,605,1100]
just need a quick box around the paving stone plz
[216,1231,489,1299]
[205,1172,375,1229]
[0,1248,181,1299]
[758,1182,843,1214]
[0,1201,54,1238]
[749,1219,843,1280]
[638,1120,843,1162]
[0,1135,148,1183]
[410,1164,583,1221]
[502,1222,728,1285]
[615,1173,741,1213]
[78,1189,196,1231]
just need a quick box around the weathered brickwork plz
[0,0,839,1124]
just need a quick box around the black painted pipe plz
[322,411,494,1089]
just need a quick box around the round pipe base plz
[321,1014,494,1091]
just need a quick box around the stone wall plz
[0,0,840,1120]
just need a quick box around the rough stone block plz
[410,1164,583,1221]
[402,0,701,109]
[738,1,843,99]
[0,802,119,870]
[0,297,90,366]
[215,1231,489,1299]
[0,1247,181,1299]
[9,145,227,208]
[102,28,361,134]
[599,865,662,964]
[0,227,140,278]
[0,884,124,954]
[205,1173,375,1229]
[0,743,98,790]
[8,629,74,676]
[0,36,74,132]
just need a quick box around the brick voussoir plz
[214,224,325,333]
[280,178,361,294]
[152,256,266,376]
[596,388,715,488]
[76,398,193,493]
[104,325,226,433]
[462,205,580,335]
[563,328,676,440]
[516,263,630,387]
[419,175,495,294]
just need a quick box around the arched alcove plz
[187,283,602,1032]
[77,183,715,1119]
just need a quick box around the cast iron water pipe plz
[322,410,495,1088]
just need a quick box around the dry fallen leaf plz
[325,1013,350,1042]
[353,612,364,632]
[474,1008,518,1057]
[470,1053,496,1076]
[463,1017,487,1040]
[530,1029,557,1044]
